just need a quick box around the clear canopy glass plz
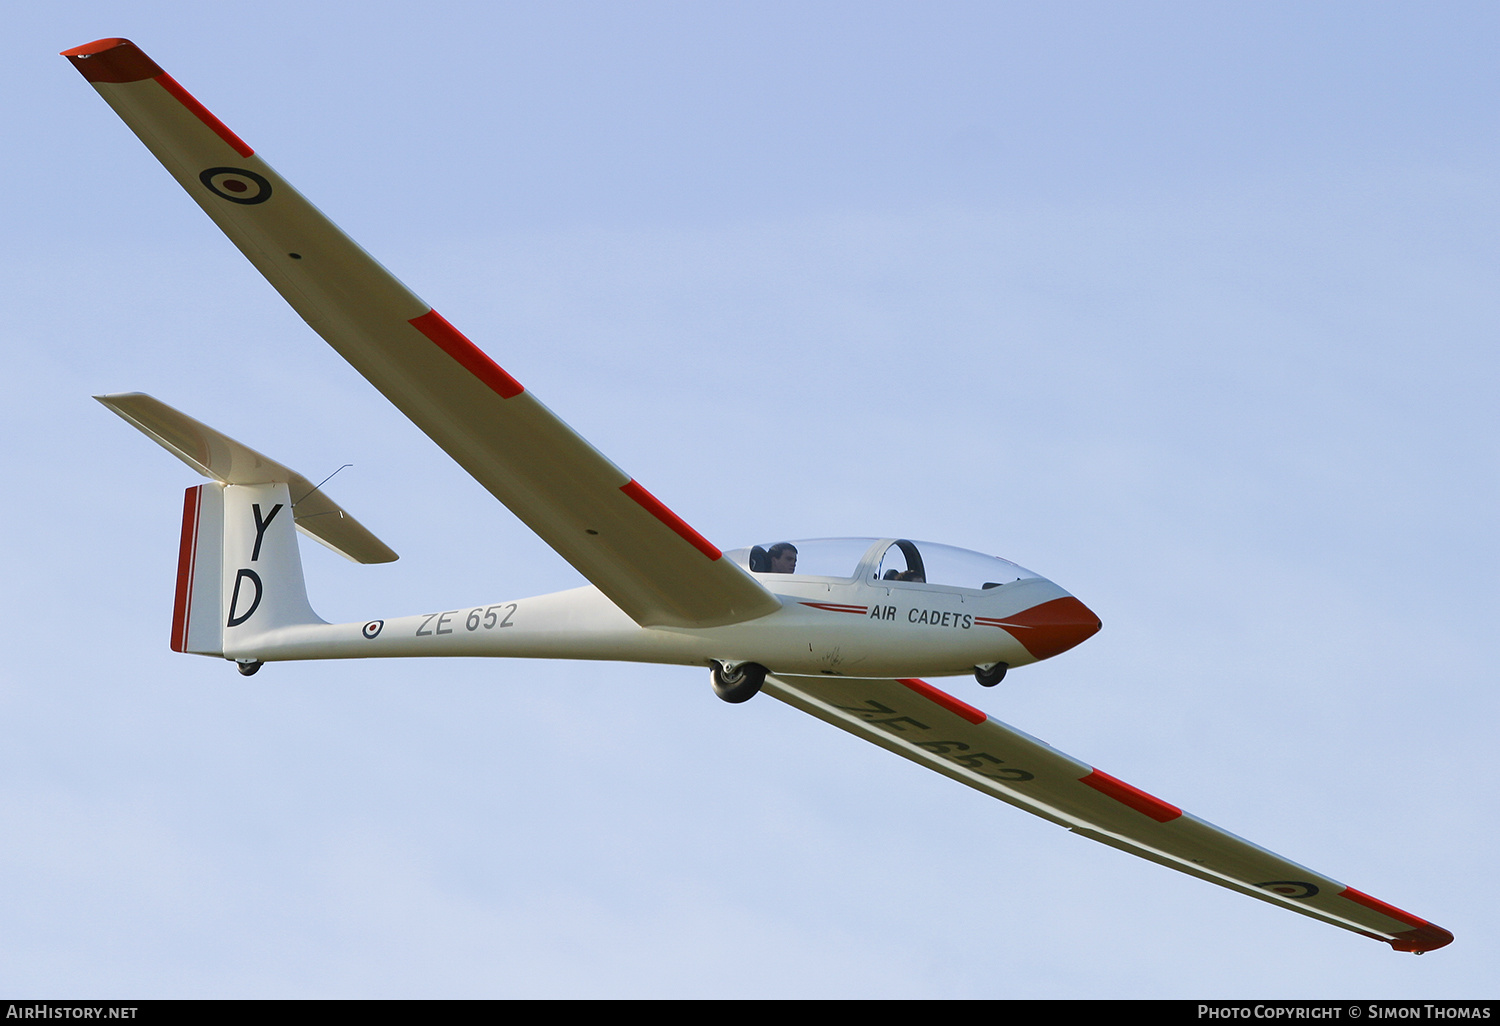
[724,538,1042,591]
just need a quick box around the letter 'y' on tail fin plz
[99,392,397,658]
[221,479,324,646]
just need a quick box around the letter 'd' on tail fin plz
[220,481,324,653]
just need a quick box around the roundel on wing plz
[1259,881,1320,899]
[199,166,272,204]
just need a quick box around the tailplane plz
[98,393,397,661]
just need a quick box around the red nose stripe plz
[992,596,1101,659]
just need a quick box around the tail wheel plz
[711,661,768,704]
[974,662,1008,687]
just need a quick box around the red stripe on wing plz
[620,480,721,560]
[897,678,987,725]
[1340,886,1425,928]
[409,309,524,399]
[154,73,254,158]
[1079,768,1182,823]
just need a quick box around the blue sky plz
[4,1,1496,997]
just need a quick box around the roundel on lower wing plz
[361,620,383,640]
[199,166,272,204]
[1259,881,1319,899]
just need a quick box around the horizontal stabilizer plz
[97,392,397,564]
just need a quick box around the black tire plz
[974,662,1008,687]
[712,661,767,703]
[236,660,263,677]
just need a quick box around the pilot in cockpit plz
[767,542,798,574]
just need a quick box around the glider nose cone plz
[1003,596,1102,660]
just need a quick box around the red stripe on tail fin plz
[170,485,202,652]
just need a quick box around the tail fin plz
[171,479,323,654]
[99,393,397,658]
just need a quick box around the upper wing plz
[64,38,780,629]
[764,673,1453,953]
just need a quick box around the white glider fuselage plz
[227,550,1090,679]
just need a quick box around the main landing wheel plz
[974,662,1008,687]
[711,661,768,704]
[236,659,263,677]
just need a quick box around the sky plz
[4,0,1497,999]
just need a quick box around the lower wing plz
[764,674,1452,953]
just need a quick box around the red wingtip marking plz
[409,310,524,399]
[154,73,253,158]
[1339,888,1454,951]
[62,38,163,82]
[170,485,202,653]
[620,480,721,560]
[1386,924,1456,953]
[1079,768,1182,822]
[1340,886,1426,927]
[61,39,254,156]
[897,678,987,725]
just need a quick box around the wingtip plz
[60,37,133,57]
[1340,887,1453,953]
[94,391,151,408]
[61,38,163,83]
[1387,923,1455,954]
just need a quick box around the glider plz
[64,37,1451,954]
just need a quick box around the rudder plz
[171,483,225,656]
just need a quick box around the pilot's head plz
[767,542,798,574]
